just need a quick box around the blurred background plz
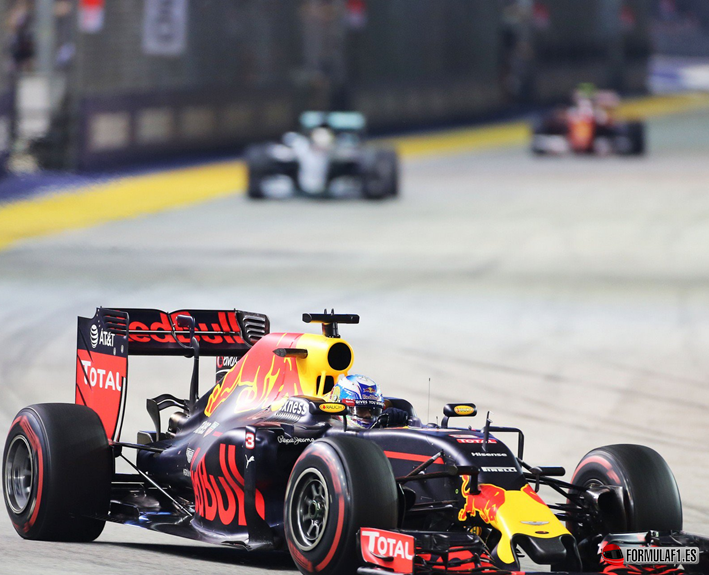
[0,0,705,172]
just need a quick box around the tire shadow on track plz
[93,541,298,571]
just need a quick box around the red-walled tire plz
[3,404,113,541]
[571,444,682,533]
[284,435,398,575]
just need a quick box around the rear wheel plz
[246,145,274,199]
[284,435,398,575]
[3,404,113,541]
[624,121,646,156]
[570,444,682,568]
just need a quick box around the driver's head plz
[328,374,383,429]
[311,126,334,149]
[575,82,596,99]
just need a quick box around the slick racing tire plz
[246,144,273,199]
[571,444,681,534]
[362,148,399,199]
[530,115,568,155]
[624,121,646,156]
[284,435,398,575]
[3,403,113,541]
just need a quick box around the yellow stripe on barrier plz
[1,92,709,251]
[0,161,246,251]
[617,92,709,120]
[386,122,529,157]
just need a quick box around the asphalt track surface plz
[3,108,709,573]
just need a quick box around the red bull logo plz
[129,311,244,345]
[458,477,506,523]
[190,443,265,526]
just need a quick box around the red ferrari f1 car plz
[4,308,708,575]
[531,88,645,156]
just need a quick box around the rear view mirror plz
[442,403,477,428]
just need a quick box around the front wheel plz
[245,144,274,199]
[3,404,113,541]
[570,444,682,568]
[284,435,398,575]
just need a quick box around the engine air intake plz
[328,342,352,371]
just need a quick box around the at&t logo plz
[90,324,99,348]
[90,324,115,349]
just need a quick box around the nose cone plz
[459,480,574,569]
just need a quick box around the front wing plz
[357,529,709,575]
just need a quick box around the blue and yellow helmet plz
[328,374,383,429]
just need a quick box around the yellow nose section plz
[459,480,570,565]
[492,488,569,564]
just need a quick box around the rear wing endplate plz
[75,307,269,441]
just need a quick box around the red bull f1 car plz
[531,89,645,156]
[4,308,709,575]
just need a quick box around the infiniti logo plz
[90,324,99,348]
[520,520,549,526]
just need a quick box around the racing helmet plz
[328,374,383,429]
[311,126,335,149]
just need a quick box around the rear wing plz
[76,307,269,441]
[116,308,268,356]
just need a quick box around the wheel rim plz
[5,435,34,514]
[290,468,330,552]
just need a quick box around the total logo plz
[456,438,498,444]
[90,324,115,349]
[360,528,415,573]
[79,357,123,391]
